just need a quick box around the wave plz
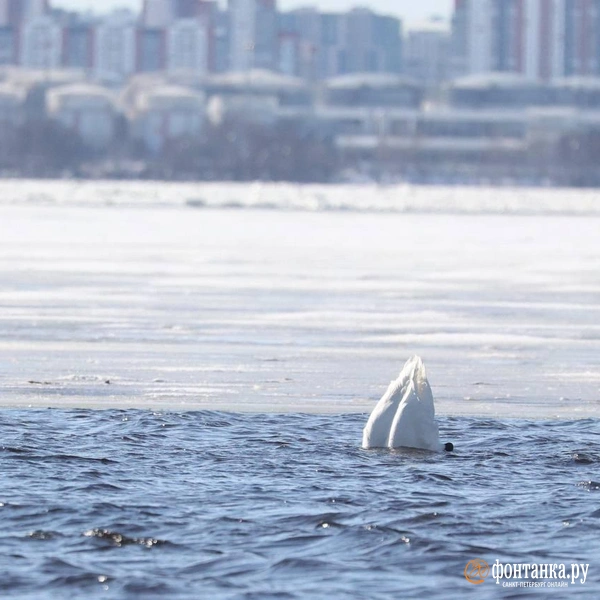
[2,410,600,598]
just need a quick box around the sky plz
[52,0,453,26]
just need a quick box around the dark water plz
[1,410,600,599]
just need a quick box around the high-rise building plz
[193,1,218,73]
[0,0,45,28]
[62,25,94,70]
[454,0,600,80]
[24,0,49,19]
[94,11,137,82]
[229,0,254,71]
[280,8,402,80]
[142,0,175,28]
[0,1,9,26]
[254,0,277,70]
[142,1,215,26]
[318,12,345,78]
[0,26,15,64]
[229,0,277,71]
[0,0,408,81]
[213,9,229,72]
[449,0,467,78]
[8,0,26,25]
[140,0,215,71]
[278,31,298,76]
[0,1,16,64]
[344,9,401,74]
[137,27,166,72]
[405,22,450,86]
[166,18,207,73]
[20,14,61,69]
[279,8,322,79]
[563,0,600,76]
[0,0,48,24]
[175,0,202,18]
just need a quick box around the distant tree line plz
[2,118,600,186]
[0,118,340,183]
[155,121,339,182]
[0,119,92,176]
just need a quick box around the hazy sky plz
[52,0,453,26]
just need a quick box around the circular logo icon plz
[464,558,490,585]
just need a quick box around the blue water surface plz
[1,410,600,599]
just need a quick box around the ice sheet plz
[0,181,599,417]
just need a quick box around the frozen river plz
[2,181,600,600]
[0,180,598,418]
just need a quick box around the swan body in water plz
[362,356,452,452]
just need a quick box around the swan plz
[362,356,453,452]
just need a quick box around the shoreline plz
[1,170,600,190]
[1,179,600,218]
[0,397,598,420]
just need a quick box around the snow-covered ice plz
[0,180,599,417]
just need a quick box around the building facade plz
[62,24,94,70]
[46,83,118,149]
[405,22,450,86]
[0,0,405,81]
[455,0,600,80]
[137,28,166,72]
[142,0,175,28]
[21,15,62,69]
[280,8,402,80]
[94,11,137,82]
[0,26,15,64]
[130,84,205,152]
[229,0,278,71]
[166,18,207,73]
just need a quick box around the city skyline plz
[52,0,453,26]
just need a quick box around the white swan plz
[362,356,452,452]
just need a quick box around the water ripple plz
[0,410,599,599]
